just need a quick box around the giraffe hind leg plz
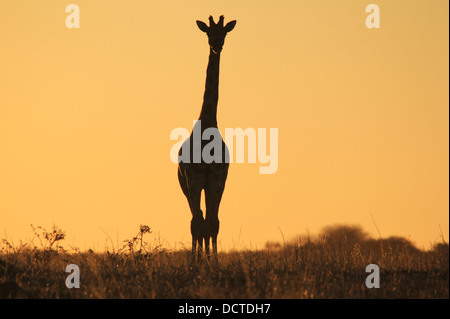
[205,178,226,260]
[182,168,205,260]
[191,213,204,258]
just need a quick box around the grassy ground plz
[0,225,448,299]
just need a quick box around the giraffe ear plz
[224,20,236,33]
[196,21,209,33]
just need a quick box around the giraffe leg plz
[191,211,204,259]
[183,170,205,260]
[212,235,218,261]
[206,215,219,260]
[204,227,211,260]
[205,175,226,260]
[203,217,218,262]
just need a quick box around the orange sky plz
[0,0,448,251]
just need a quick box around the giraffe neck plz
[199,48,221,127]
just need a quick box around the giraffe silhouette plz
[178,16,236,260]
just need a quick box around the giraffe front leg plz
[197,218,204,259]
[212,220,219,258]
[205,234,211,260]
[212,232,218,257]
[191,213,204,260]
[205,217,219,260]
[191,237,197,258]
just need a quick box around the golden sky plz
[0,0,448,251]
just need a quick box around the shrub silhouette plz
[321,224,369,251]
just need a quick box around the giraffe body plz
[178,16,236,259]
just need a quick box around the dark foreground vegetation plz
[0,224,448,298]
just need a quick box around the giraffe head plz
[196,16,236,54]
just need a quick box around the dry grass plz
[0,224,448,299]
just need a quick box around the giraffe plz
[178,15,236,260]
